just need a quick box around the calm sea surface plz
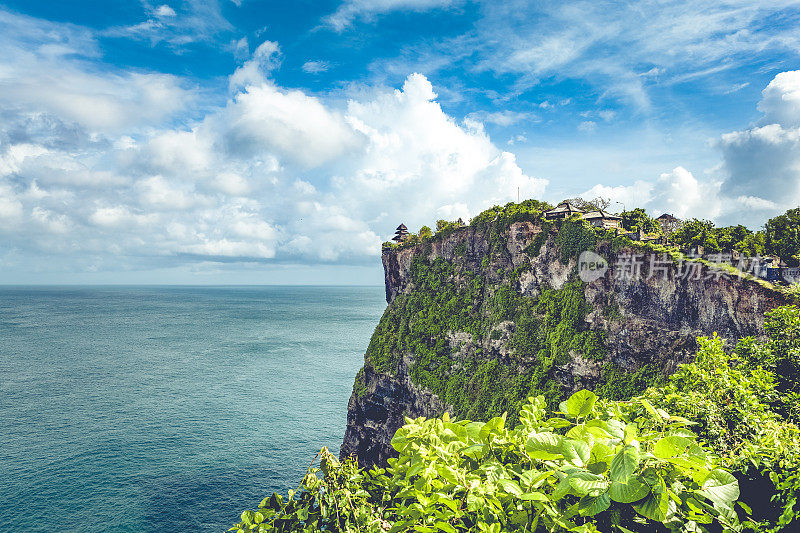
[0,286,386,531]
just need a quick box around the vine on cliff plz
[555,216,597,263]
[365,241,624,429]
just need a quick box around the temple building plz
[392,224,410,242]
[581,210,622,229]
[543,201,621,229]
[543,201,584,220]
[656,213,680,234]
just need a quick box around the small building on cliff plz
[656,213,681,235]
[392,224,410,242]
[582,210,622,229]
[544,202,621,229]
[544,201,583,220]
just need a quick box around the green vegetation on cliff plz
[366,213,659,428]
[387,202,800,269]
[232,307,800,533]
[232,391,741,533]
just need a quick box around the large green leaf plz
[609,477,650,503]
[609,445,639,483]
[578,492,611,516]
[652,435,707,472]
[552,476,573,500]
[464,421,484,442]
[518,469,554,490]
[435,522,456,533]
[442,422,468,443]
[604,419,626,440]
[623,423,637,445]
[560,390,598,418]
[697,469,740,508]
[566,425,595,443]
[525,432,564,460]
[568,471,609,496]
[633,483,670,522]
[497,478,523,497]
[391,427,410,452]
[653,435,704,461]
[436,465,460,485]
[478,415,506,442]
[461,444,485,460]
[561,438,591,467]
[519,491,549,502]
[585,420,612,439]
[588,442,614,474]
[545,417,573,429]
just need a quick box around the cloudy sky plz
[2,1,800,284]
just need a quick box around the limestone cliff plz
[341,217,793,468]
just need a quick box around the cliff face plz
[341,220,792,468]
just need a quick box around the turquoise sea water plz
[0,286,386,532]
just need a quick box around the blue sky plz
[2,1,800,284]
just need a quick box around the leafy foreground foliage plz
[230,390,741,533]
[231,307,800,533]
[641,307,800,532]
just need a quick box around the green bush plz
[641,318,800,531]
[620,208,661,234]
[230,390,741,533]
[469,200,552,231]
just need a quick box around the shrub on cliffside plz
[469,200,552,231]
[231,390,741,533]
[230,307,800,533]
[642,333,800,530]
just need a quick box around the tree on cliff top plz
[766,208,800,266]
[672,218,721,252]
[564,196,610,212]
[620,208,660,234]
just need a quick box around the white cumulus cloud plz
[758,70,800,128]
[580,70,800,228]
[0,27,547,274]
[718,70,800,217]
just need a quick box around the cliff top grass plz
[381,199,552,251]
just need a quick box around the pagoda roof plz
[396,223,408,231]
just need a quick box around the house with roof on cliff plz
[543,202,622,229]
[543,201,584,220]
[656,213,681,234]
[582,210,622,230]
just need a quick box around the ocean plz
[0,286,386,532]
